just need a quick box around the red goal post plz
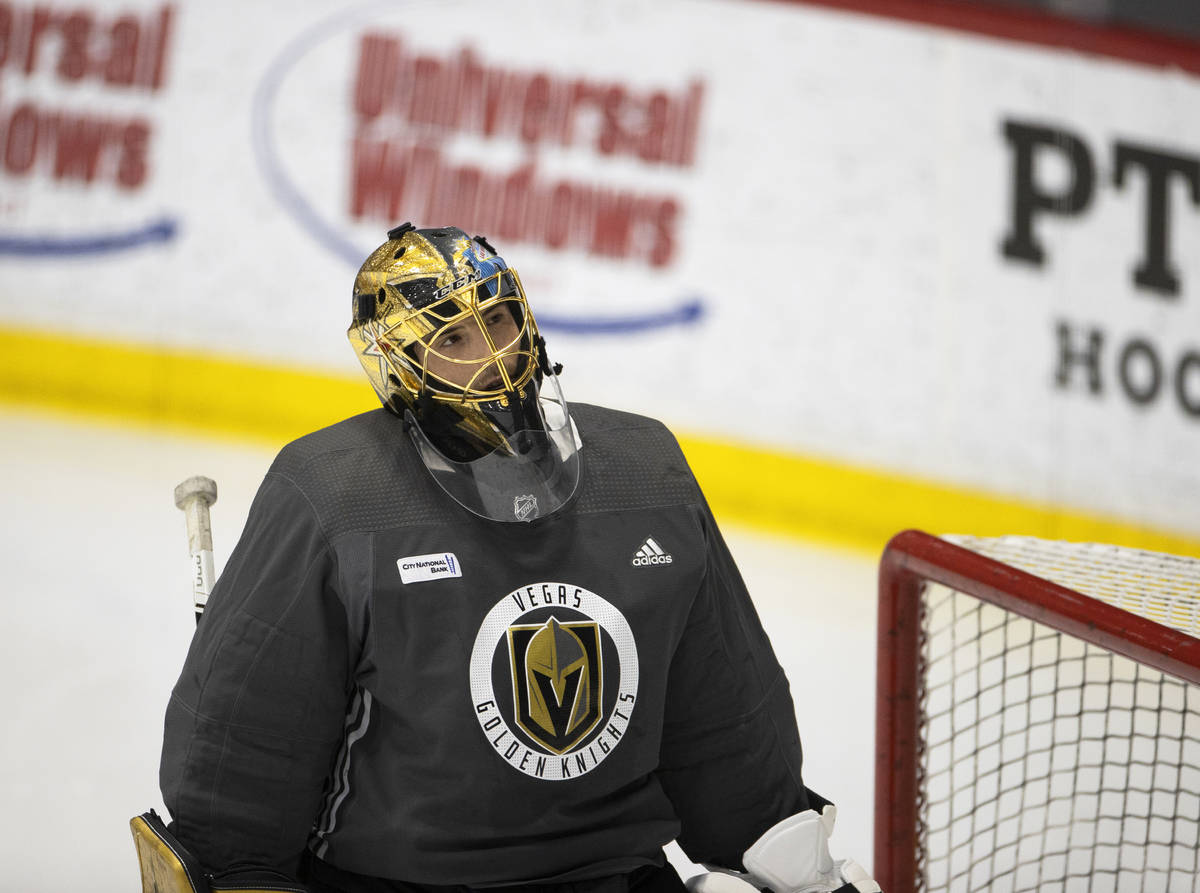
[874,530,1200,893]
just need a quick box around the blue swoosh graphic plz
[250,3,705,336]
[0,216,178,256]
[537,299,704,334]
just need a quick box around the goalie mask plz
[347,224,581,522]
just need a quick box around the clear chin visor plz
[407,375,582,522]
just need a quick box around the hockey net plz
[874,530,1200,893]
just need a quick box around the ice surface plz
[0,407,878,891]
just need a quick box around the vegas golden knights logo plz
[508,617,602,754]
[471,582,639,780]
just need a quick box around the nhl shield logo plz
[513,494,539,521]
[508,617,602,754]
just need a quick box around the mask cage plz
[378,268,538,405]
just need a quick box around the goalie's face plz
[417,298,526,394]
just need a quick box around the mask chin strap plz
[535,334,563,377]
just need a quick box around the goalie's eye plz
[432,325,467,351]
[483,308,510,328]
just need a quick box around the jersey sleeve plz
[159,471,354,877]
[657,501,825,870]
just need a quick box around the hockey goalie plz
[133,225,881,893]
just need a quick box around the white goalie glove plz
[685,806,881,893]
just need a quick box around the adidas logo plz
[632,536,673,567]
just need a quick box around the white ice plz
[0,407,879,891]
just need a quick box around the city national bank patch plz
[470,582,638,780]
[397,552,461,584]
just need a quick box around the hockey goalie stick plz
[173,475,217,624]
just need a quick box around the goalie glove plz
[684,806,881,893]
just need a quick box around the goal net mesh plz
[916,535,1200,893]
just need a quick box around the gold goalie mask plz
[348,224,581,522]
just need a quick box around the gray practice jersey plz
[160,403,819,885]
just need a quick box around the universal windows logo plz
[631,537,673,567]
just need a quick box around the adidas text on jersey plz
[631,537,673,566]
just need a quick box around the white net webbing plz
[917,536,1200,893]
[943,536,1200,638]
